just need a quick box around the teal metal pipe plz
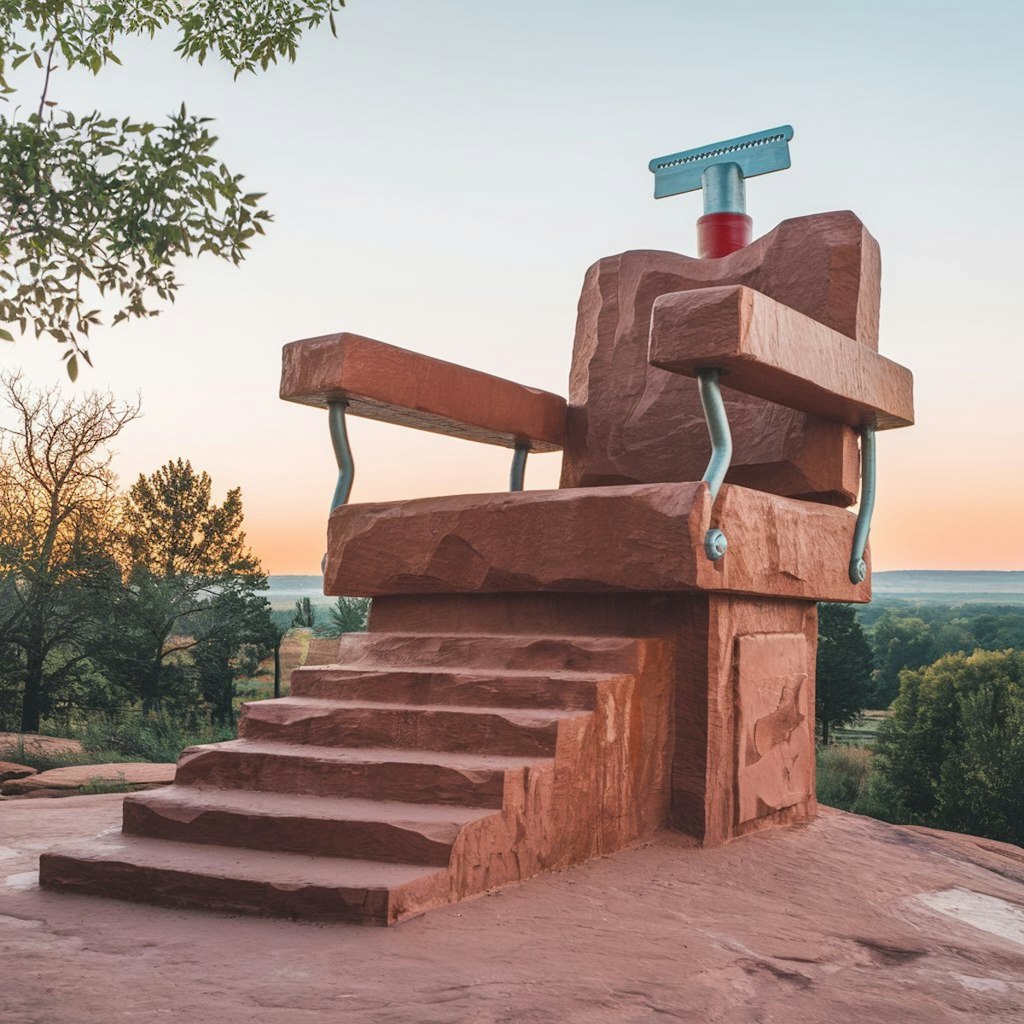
[697,369,733,500]
[849,426,876,584]
[697,368,732,561]
[328,400,355,511]
[509,442,529,492]
[701,162,746,215]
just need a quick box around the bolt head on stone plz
[705,529,728,561]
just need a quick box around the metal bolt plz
[704,528,728,561]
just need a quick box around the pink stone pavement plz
[4,793,1024,1023]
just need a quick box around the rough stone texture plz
[649,284,915,429]
[560,210,880,503]
[40,633,673,923]
[7,795,1024,1024]
[280,332,567,452]
[365,594,820,847]
[587,594,822,846]
[696,484,871,604]
[326,482,704,595]
[3,762,176,796]
[0,760,37,783]
[324,482,869,603]
[734,633,813,826]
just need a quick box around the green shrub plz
[0,737,125,772]
[816,745,873,811]
[322,596,370,637]
[76,715,235,763]
[80,774,133,795]
[1,713,236,771]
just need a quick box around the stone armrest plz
[281,332,567,452]
[648,286,914,430]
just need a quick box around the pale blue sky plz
[5,0,1023,571]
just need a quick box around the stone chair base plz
[40,629,673,924]
[40,591,818,924]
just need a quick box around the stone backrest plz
[559,211,881,506]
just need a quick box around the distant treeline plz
[856,599,1024,708]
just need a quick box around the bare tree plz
[0,371,139,731]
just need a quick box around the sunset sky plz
[3,0,1022,575]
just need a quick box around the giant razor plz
[649,125,794,259]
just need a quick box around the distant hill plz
[874,571,1024,604]
[268,571,1024,608]
[267,575,330,610]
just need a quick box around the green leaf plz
[0,0,332,371]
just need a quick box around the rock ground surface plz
[2,795,1023,1023]
[2,761,176,796]
[0,761,37,783]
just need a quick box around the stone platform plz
[4,794,1024,1024]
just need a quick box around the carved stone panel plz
[735,632,812,825]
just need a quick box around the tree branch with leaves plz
[0,1,344,377]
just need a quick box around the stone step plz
[39,834,443,925]
[175,739,544,808]
[334,632,646,673]
[290,666,609,710]
[123,787,486,865]
[238,697,578,756]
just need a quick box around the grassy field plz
[832,710,889,747]
[235,628,341,704]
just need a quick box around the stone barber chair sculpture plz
[41,132,913,926]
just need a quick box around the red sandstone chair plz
[40,211,913,925]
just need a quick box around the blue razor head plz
[649,125,794,199]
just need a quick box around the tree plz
[329,595,369,634]
[0,556,26,727]
[0,1,344,375]
[816,603,873,745]
[266,616,288,699]
[969,611,1024,651]
[869,611,938,709]
[103,458,267,716]
[868,608,980,709]
[872,649,1024,846]
[192,591,275,727]
[0,370,138,730]
[292,596,315,628]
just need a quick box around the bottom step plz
[39,834,445,925]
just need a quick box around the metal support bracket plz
[697,368,733,560]
[509,442,529,492]
[328,400,355,512]
[849,426,876,584]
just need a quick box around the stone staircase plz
[40,632,672,925]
